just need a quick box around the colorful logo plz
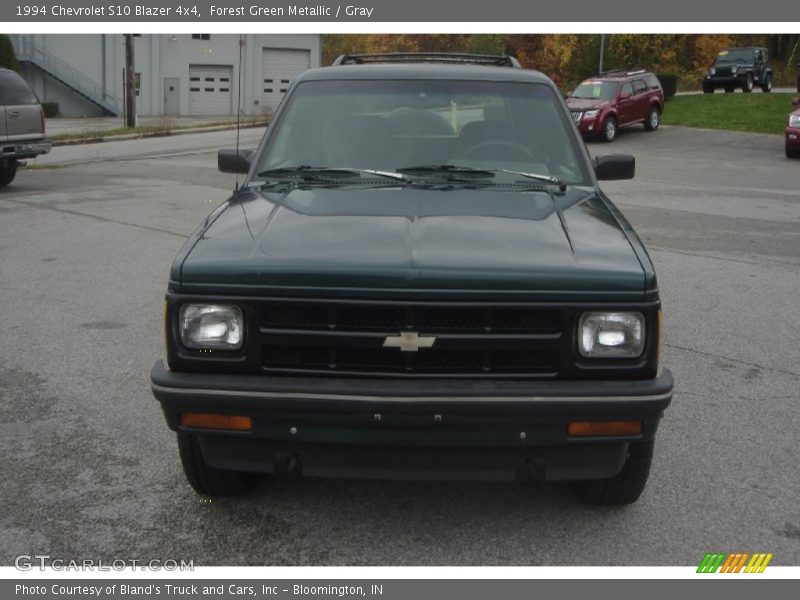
[697,552,773,573]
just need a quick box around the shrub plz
[42,102,60,118]
[657,73,678,99]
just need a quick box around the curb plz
[50,121,266,147]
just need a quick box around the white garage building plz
[9,34,322,118]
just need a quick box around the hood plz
[566,97,609,111]
[178,185,646,299]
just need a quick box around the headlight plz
[789,114,800,128]
[583,110,599,120]
[578,312,644,358]
[180,304,244,350]
[709,67,716,75]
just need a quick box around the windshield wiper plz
[257,165,408,182]
[398,164,565,190]
[397,164,495,178]
[497,169,566,191]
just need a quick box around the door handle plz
[9,111,20,118]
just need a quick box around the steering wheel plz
[461,140,537,162]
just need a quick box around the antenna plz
[235,34,244,192]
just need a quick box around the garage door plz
[261,49,311,114]
[188,65,233,116]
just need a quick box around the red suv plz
[566,70,665,142]
[787,97,800,159]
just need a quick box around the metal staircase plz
[11,36,122,116]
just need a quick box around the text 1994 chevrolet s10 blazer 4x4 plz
[151,53,673,505]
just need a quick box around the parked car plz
[150,52,674,506]
[702,47,773,94]
[0,68,51,187]
[786,97,800,158]
[565,69,665,142]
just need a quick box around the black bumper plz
[151,361,673,481]
[704,76,747,88]
[2,139,52,160]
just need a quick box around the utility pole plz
[599,34,605,74]
[124,34,136,128]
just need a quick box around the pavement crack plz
[0,197,187,239]
[665,343,800,379]
[648,246,798,269]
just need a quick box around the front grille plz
[715,67,732,77]
[571,111,582,123]
[258,300,564,378]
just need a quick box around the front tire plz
[644,106,660,131]
[601,116,617,142]
[787,145,800,159]
[573,441,654,506]
[702,84,714,94]
[743,73,754,93]
[0,161,18,187]
[761,73,773,93]
[177,432,262,496]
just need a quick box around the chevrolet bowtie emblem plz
[382,331,437,352]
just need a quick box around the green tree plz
[0,34,19,71]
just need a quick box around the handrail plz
[12,36,122,114]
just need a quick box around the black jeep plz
[702,47,773,93]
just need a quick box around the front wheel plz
[0,161,18,188]
[702,84,714,94]
[787,145,800,159]
[601,116,617,142]
[644,106,660,131]
[761,73,773,93]
[177,432,263,496]
[742,73,754,93]
[573,441,654,506]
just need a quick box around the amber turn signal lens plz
[567,420,642,437]
[181,413,252,431]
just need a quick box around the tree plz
[0,34,20,72]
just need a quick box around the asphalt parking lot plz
[1,123,798,566]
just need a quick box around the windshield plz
[256,79,590,185]
[716,49,754,63]
[570,80,618,101]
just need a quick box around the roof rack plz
[332,53,521,68]
[596,68,648,77]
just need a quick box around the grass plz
[662,92,797,135]
[50,115,267,144]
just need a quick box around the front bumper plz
[704,75,746,88]
[151,360,673,481]
[1,139,52,160]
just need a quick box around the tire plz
[644,106,660,131]
[702,84,714,94]
[177,432,262,496]
[0,161,18,188]
[787,145,800,159]
[724,86,735,94]
[742,73,754,93]
[573,441,654,506]
[761,73,772,93]
[600,116,617,143]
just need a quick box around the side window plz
[621,82,633,97]
[645,73,661,90]
[632,79,648,95]
[0,71,39,105]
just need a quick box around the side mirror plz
[619,92,631,100]
[593,154,635,180]
[791,96,800,107]
[218,148,253,174]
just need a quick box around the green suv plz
[151,53,674,506]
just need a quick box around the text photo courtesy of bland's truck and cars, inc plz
[30,4,375,18]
